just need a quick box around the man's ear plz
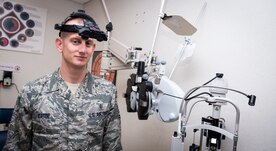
[55,37,63,53]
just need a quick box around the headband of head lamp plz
[54,10,107,42]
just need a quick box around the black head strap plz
[54,10,107,42]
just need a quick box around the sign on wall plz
[0,0,47,54]
[0,63,21,72]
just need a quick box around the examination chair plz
[0,108,14,150]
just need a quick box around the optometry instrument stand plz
[100,0,256,151]
[171,74,256,151]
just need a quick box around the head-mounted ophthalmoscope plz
[54,10,107,42]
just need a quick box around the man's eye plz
[72,40,81,45]
[86,41,93,47]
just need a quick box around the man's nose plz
[78,41,87,52]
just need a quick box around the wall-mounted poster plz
[0,0,47,54]
[91,50,117,85]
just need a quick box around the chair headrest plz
[0,108,14,124]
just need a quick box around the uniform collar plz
[47,68,94,97]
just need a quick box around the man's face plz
[56,18,96,69]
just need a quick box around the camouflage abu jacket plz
[3,69,122,151]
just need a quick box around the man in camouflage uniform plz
[3,10,122,151]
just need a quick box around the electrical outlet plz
[3,71,13,86]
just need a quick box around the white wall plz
[0,0,83,107]
[86,0,276,151]
[1,0,275,151]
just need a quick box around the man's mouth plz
[75,56,86,59]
